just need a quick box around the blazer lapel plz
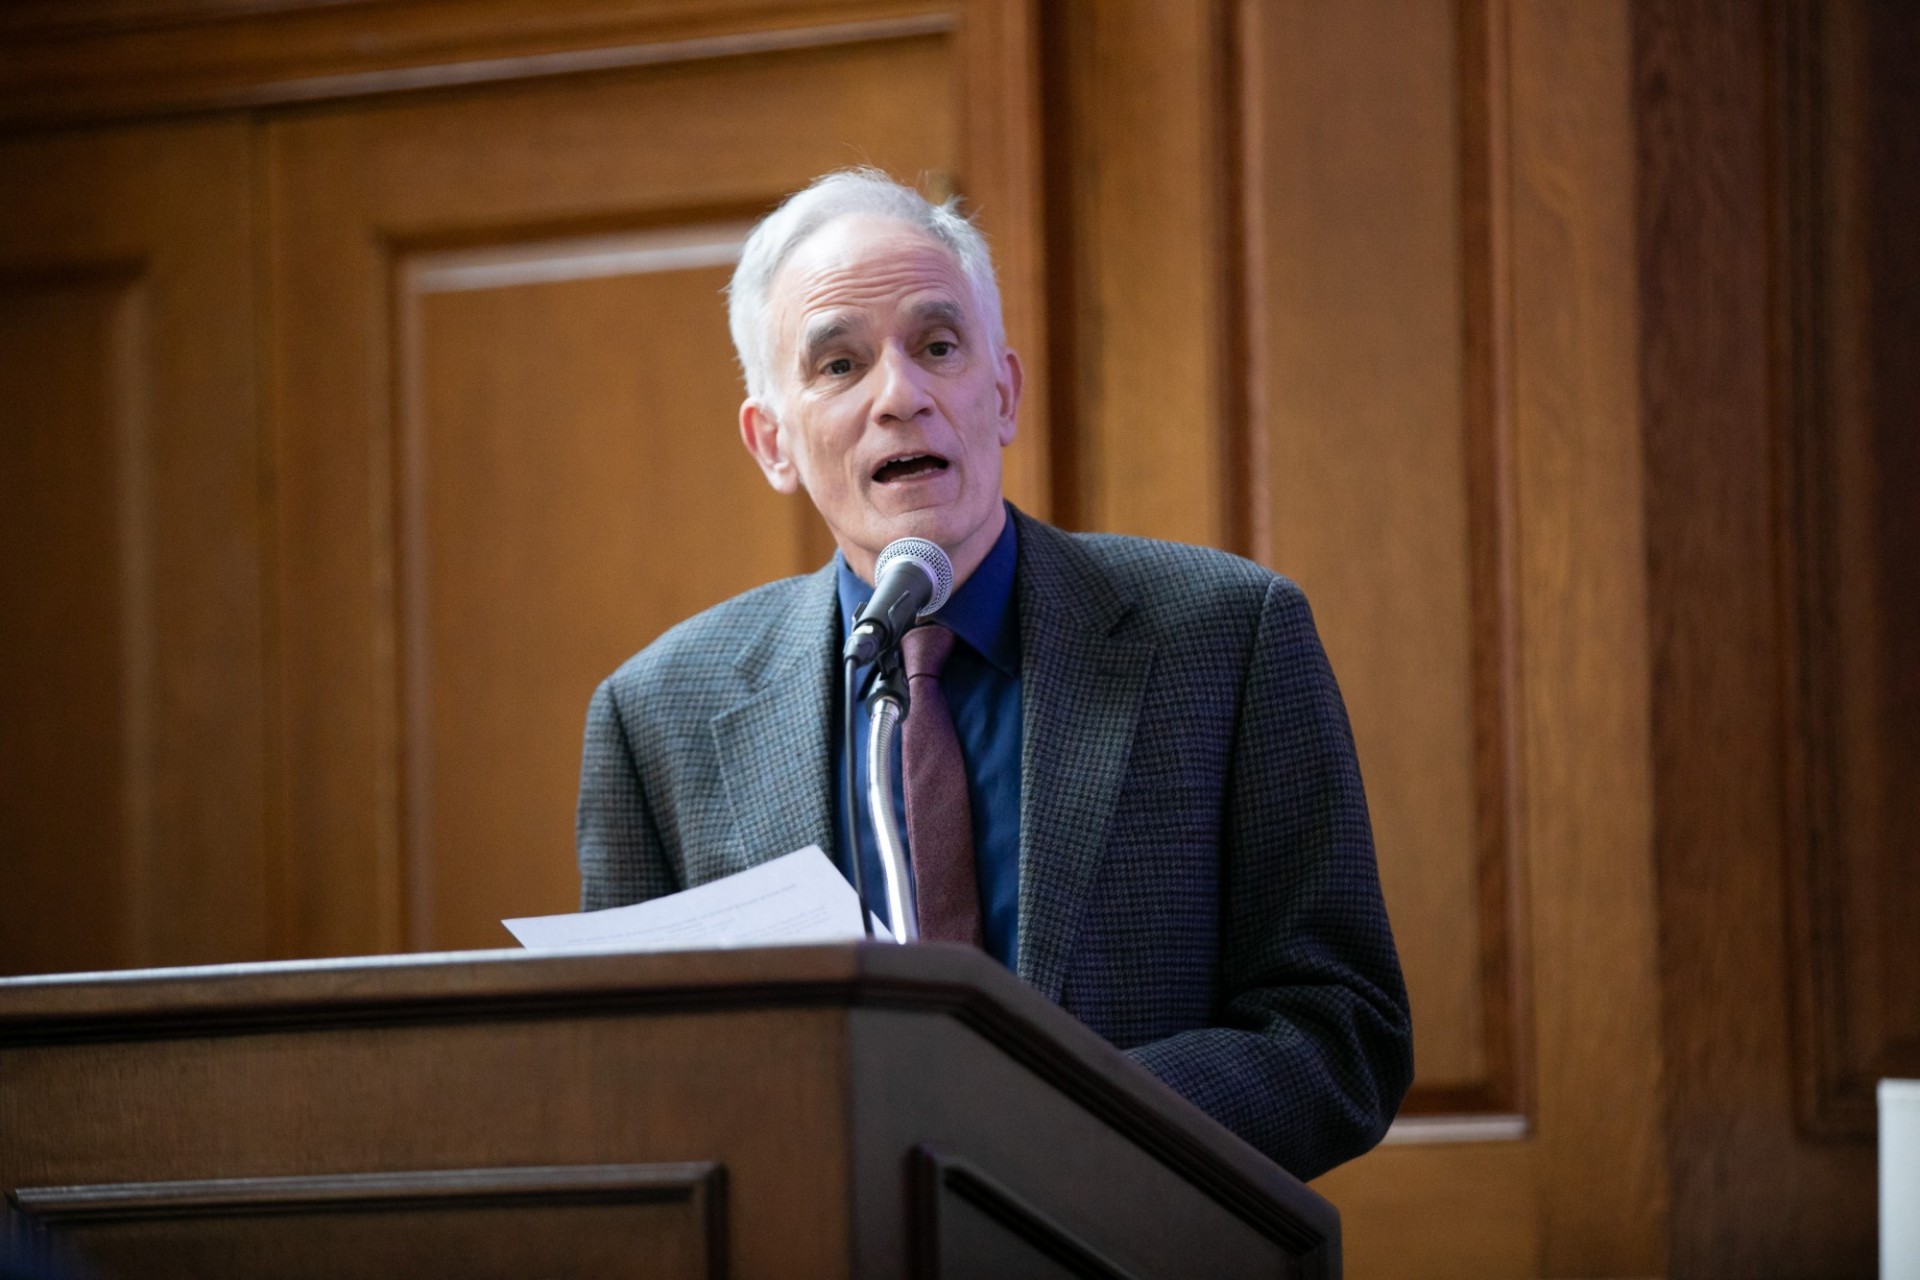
[1012,513,1155,1001]
[710,563,840,874]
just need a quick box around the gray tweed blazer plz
[577,508,1413,1178]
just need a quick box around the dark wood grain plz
[1634,0,1904,1271]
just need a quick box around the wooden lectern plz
[0,943,1339,1277]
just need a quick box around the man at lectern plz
[575,168,1412,1180]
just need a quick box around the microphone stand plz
[843,656,874,940]
[864,647,918,943]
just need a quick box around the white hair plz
[726,168,1005,409]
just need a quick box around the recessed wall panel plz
[398,229,814,950]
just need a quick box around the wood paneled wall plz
[1,0,1908,1274]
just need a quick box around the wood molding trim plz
[1035,0,1231,546]
[952,0,1049,518]
[12,1161,725,1221]
[1451,0,1528,1123]
[1775,0,1862,1143]
[1032,0,1081,532]
[1211,0,1258,562]
[0,1,957,131]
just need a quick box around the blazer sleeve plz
[1124,576,1414,1180]
[576,677,680,910]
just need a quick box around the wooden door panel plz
[0,121,266,976]
[268,28,974,956]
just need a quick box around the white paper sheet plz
[502,845,888,952]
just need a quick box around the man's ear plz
[994,348,1024,447]
[739,398,800,494]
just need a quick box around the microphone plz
[843,537,954,664]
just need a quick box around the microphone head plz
[873,537,955,618]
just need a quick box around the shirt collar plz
[836,505,1021,676]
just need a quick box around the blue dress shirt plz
[834,511,1023,968]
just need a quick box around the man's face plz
[739,213,1022,584]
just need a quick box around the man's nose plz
[870,343,934,423]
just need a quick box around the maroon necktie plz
[900,624,984,946]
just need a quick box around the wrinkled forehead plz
[768,213,977,342]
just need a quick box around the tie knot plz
[901,623,956,680]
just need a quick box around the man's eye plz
[824,357,854,376]
[926,341,956,358]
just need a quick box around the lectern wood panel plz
[14,1164,724,1280]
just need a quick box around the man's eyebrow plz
[910,299,967,330]
[799,317,857,370]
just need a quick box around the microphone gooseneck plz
[843,537,954,664]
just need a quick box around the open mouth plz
[873,454,950,484]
